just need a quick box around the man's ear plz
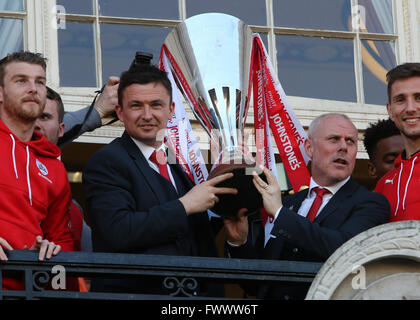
[115,105,124,123]
[367,161,377,179]
[386,102,394,122]
[58,122,65,139]
[169,101,175,117]
[304,138,313,160]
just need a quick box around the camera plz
[128,51,153,72]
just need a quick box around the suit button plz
[292,247,299,253]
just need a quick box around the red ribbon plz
[252,37,310,193]
[251,36,310,225]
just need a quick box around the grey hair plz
[308,113,353,139]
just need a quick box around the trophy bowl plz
[207,147,266,219]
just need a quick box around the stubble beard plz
[400,130,420,155]
[401,125,420,140]
[3,94,44,124]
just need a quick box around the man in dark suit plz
[82,64,237,295]
[224,113,390,299]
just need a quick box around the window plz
[275,35,357,102]
[56,0,178,87]
[272,0,396,105]
[58,21,96,87]
[0,0,25,58]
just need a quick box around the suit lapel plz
[283,188,309,212]
[170,163,194,196]
[167,148,195,195]
[314,178,358,224]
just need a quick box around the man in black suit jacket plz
[83,64,237,295]
[224,113,390,299]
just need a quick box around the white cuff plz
[227,239,247,247]
[273,205,282,221]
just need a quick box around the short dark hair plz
[46,86,65,123]
[363,118,400,161]
[117,64,172,107]
[386,63,420,102]
[0,51,47,86]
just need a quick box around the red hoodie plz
[0,120,74,289]
[375,151,420,222]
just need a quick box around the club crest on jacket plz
[36,159,48,175]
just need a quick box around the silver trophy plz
[164,13,264,218]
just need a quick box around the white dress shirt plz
[130,137,178,192]
[264,176,350,246]
[296,176,350,218]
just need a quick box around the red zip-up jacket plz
[0,120,74,289]
[375,150,420,222]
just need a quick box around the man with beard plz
[224,113,390,299]
[0,52,74,289]
[375,63,420,221]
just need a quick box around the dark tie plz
[306,187,330,222]
[149,150,171,182]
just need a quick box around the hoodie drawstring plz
[10,134,18,179]
[26,146,32,206]
[394,163,403,217]
[9,134,33,206]
[402,156,417,212]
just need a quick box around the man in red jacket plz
[375,63,420,221]
[0,51,74,281]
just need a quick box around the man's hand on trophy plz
[179,173,238,215]
[223,208,248,246]
[252,165,282,217]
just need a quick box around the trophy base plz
[208,164,266,219]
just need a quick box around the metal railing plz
[0,250,322,300]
